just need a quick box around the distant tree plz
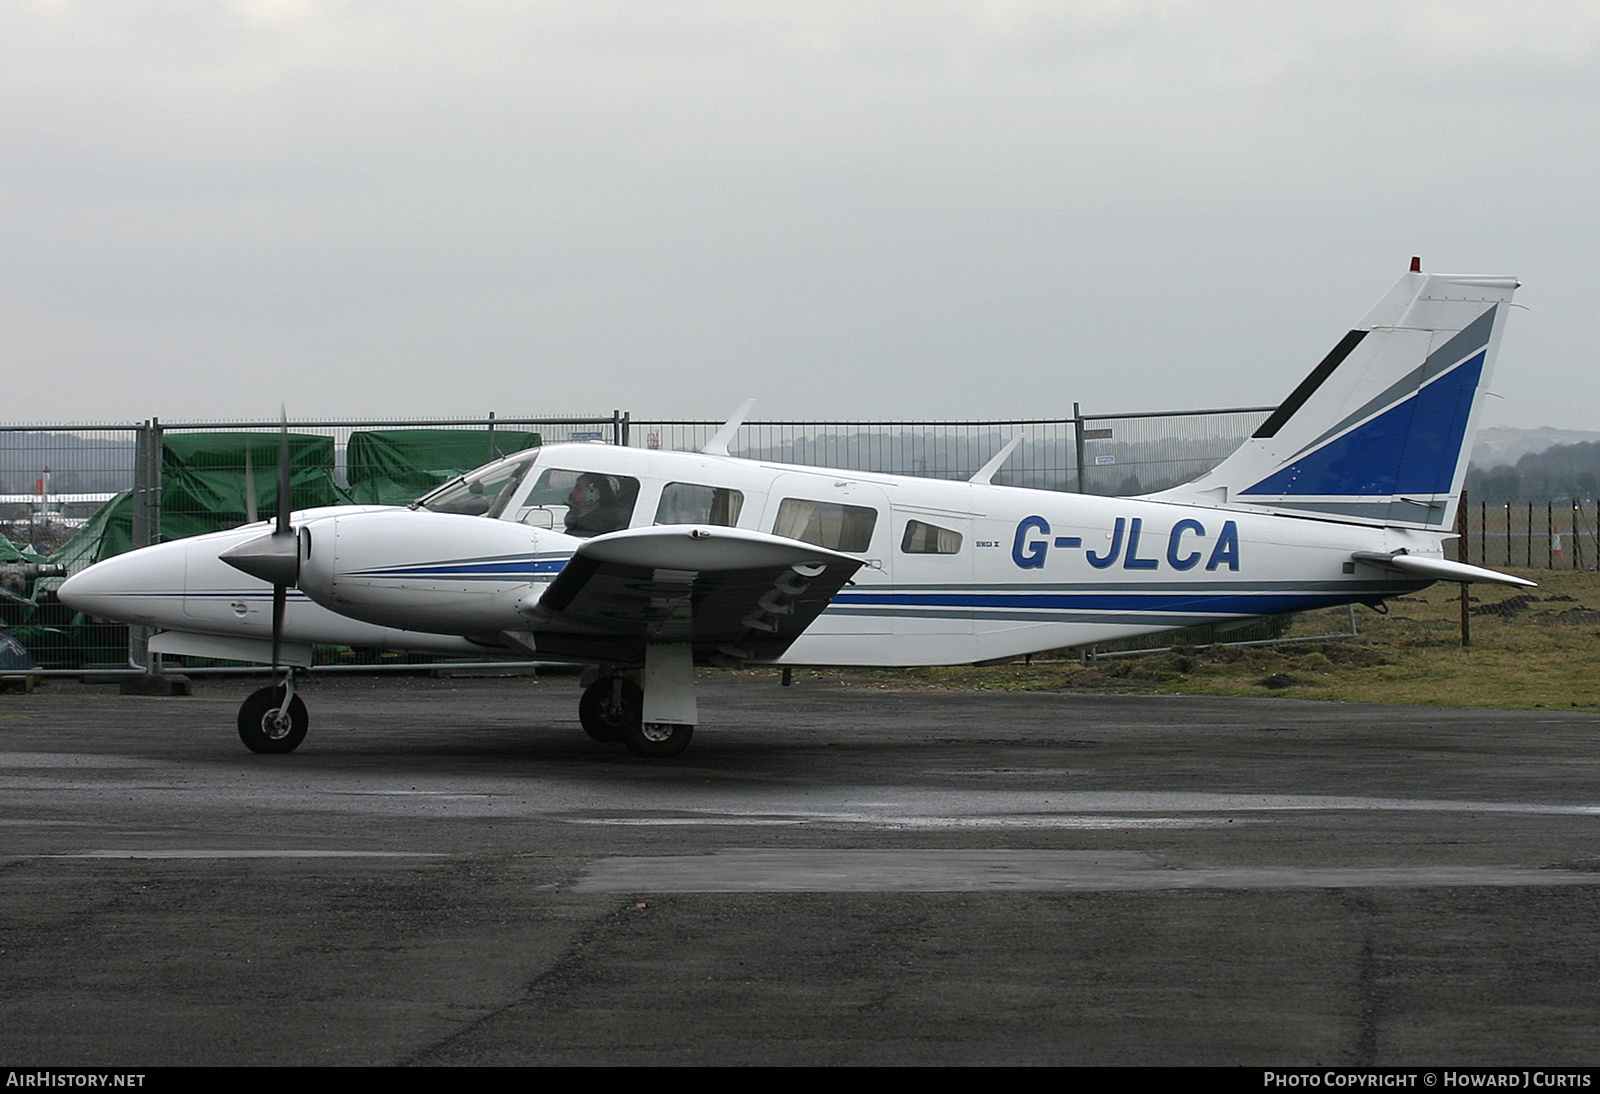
[1467,439,1600,500]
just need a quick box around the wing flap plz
[519,525,864,663]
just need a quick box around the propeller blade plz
[243,445,258,525]
[271,583,286,673]
[271,409,296,678]
[276,407,292,537]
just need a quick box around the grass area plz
[781,569,1600,710]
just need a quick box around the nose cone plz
[58,541,188,625]
[55,567,98,613]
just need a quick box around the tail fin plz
[1152,263,1518,529]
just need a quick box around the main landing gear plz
[580,675,695,758]
[237,672,307,754]
[579,644,697,759]
[578,675,640,743]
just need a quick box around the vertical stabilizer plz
[1151,266,1518,529]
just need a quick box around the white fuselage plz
[61,442,1437,667]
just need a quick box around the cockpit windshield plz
[416,451,538,519]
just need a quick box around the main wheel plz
[238,685,308,754]
[622,720,693,759]
[578,676,642,743]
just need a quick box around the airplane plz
[59,260,1535,758]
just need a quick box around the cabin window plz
[900,520,962,555]
[656,483,744,527]
[518,469,640,537]
[772,499,877,552]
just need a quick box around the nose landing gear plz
[237,673,307,754]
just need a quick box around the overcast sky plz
[3,1,1596,429]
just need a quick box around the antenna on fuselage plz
[969,436,1022,485]
[701,398,756,457]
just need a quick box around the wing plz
[506,525,864,664]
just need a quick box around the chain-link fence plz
[0,423,141,669]
[629,404,1274,495]
[1463,497,1600,570]
[630,419,1079,490]
[1073,405,1275,496]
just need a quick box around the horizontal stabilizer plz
[1350,551,1536,588]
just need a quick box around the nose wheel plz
[238,681,308,753]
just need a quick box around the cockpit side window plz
[417,455,535,519]
[655,483,744,527]
[518,468,641,537]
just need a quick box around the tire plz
[578,676,642,743]
[622,720,693,759]
[238,685,308,754]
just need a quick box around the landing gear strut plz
[237,673,307,754]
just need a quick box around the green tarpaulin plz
[161,432,345,526]
[345,429,540,505]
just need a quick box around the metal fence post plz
[128,419,163,671]
[1072,402,1086,494]
[1573,498,1582,570]
[1457,491,1470,647]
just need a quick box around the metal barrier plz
[0,422,140,555]
[1073,405,1274,496]
[630,403,1274,494]
[1463,496,1600,570]
[631,418,1079,489]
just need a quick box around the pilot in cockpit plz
[564,473,635,536]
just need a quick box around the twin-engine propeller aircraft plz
[60,261,1534,758]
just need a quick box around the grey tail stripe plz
[1253,329,1368,439]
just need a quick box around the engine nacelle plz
[296,509,573,639]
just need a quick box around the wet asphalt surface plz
[4,671,1600,1066]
